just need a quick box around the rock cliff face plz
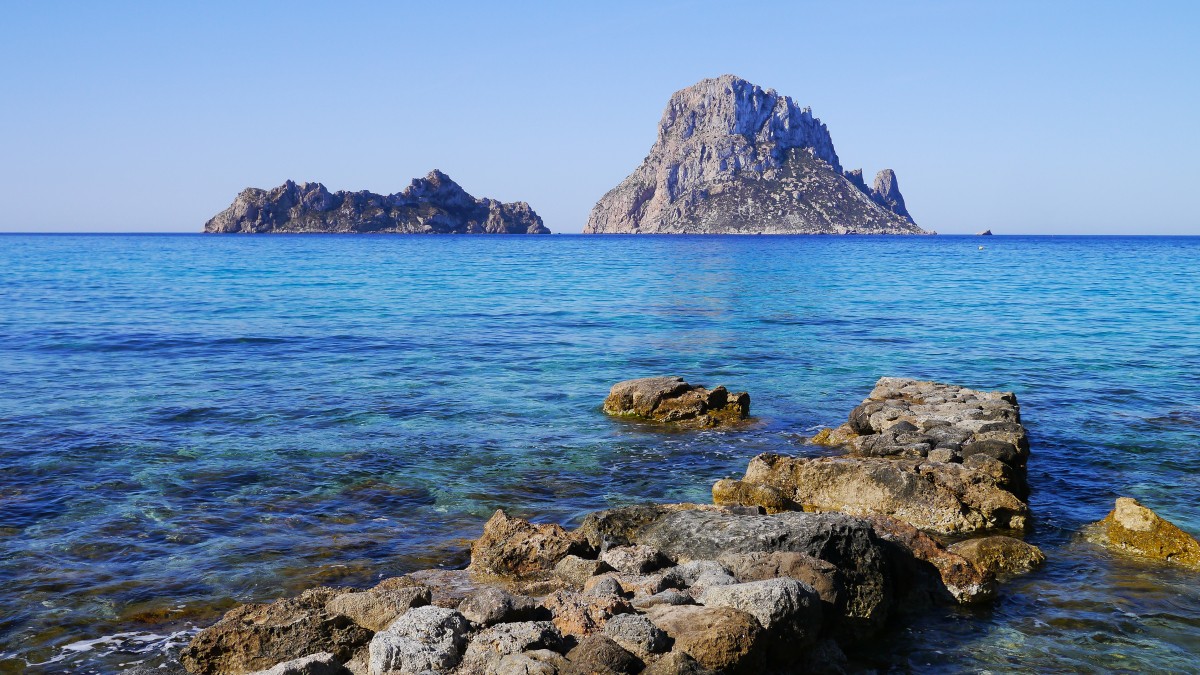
[584,75,927,234]
[204,170,550,234]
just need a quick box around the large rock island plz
[584,75,928,235]
[205,170,550,234]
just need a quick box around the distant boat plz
[976,229,993,236]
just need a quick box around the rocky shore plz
[165,377,1199,675]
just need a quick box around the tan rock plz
[809,423,858,447]
[541,590,633,638]
[602,377,750,428]
[325,586,430,632]
[1092,497,1200,568]
[469,510,591,580]
[948,536,1045,576]
[180,588,372,675]
[716,551,840,608]
[644,605,764,673]
[711,479,792,514]
[743,453,1028,534]
[554,555,612,587]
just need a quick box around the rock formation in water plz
[584,75,928,235]
[204,170,550,234]
[1086,497,1200,568]
[602,376,750,428]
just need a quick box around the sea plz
[0,234,1198,673]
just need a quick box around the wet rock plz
[948,536,1046,576]
[602,377,749,427]
[458,587,543,627]
[367,605,469,674]
[600,545,669,574]
[247,653,348,675]
[564,634,643,674]
[644,605,764,673]
[1089,497,1200,568]
[469,510,592,580]
[717,551,840,609]
[634,509,892,640]
[809,424,858,448]
[742,453,1028,534]
[867,516,995,604]
[711,479,793,514]
[541,590,633,638]
[325,586,430,632]
[695,579,822,645]
[460,621,564,672]
[602,613,671,659]
[554,555,612,587]
[180,588,373,675]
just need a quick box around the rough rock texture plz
[459,621,563,672]
[469,510,591,580]
[324,586,430,632]
[541,590,633,637]
[730,378,1031,534]
[602,377,749,428]
[948,535,1046,576]
[643,605,764,673]
[1088,497,1200,568]
[695,579,822,643]
[458,587,543,627]
[602,614,671,659]
[717,552,840,610]
[246,653,347,675]
[368,605,469,674]
[565,634,643,674]
[180,588,372,675]
[584,75,926,235]
[205,170,550,235]
[866,516,994,605]
[711,479,792,514]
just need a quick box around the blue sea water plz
[0,234,1198,673]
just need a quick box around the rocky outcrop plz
[584,75,927,235]
[204,170,550,234]
[1086,497,1200,568]
[602,377,750,428]
[721,378,1031,534]
[947,535,1045,576]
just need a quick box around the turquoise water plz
[1,234,1198,673]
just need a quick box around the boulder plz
[632,589,694,610]
[1089,497,1200,568]
[602,377,749,427]
[741,453,1028,534]
[711,479,793,514]
[644,605,764,673]
[469,510,591,580]
[602,613,671,659]
[460,621,564,672]
[554,555,612,587]
[695,579,822,644]
[948,536,1046,576]
[564,634,643,674]
[633,509,892,639]
[367,605,469,674]
[247,653,348,675]
[325,586,430,632]
[583,574,629,599]
[866,516,995,604]
[809,424,859,448]
[716,551,841,610]
[541,590,633,638]
[492,649,568,675]
[180,588,373,675]
[600,545,669,574]
[458,587,544,627]
[641,651,714,675]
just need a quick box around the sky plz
[0,1,1197,234]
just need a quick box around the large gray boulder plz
[695,578,822,645]
[368,606,470,674]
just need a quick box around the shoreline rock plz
[1086,497,1200,568]
[179,378,1048,675]
[602,377,750,428]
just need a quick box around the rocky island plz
[584,75,928,235]
[204,170,550,234]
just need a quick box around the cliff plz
[584,75,927,234]
[204,170,550,234]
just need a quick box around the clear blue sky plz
[1,1,1197,234]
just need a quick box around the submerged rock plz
[1088,497,1200,568]
[602,377,750,428]
[948,535,1046,576]
[205,170,550,234]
